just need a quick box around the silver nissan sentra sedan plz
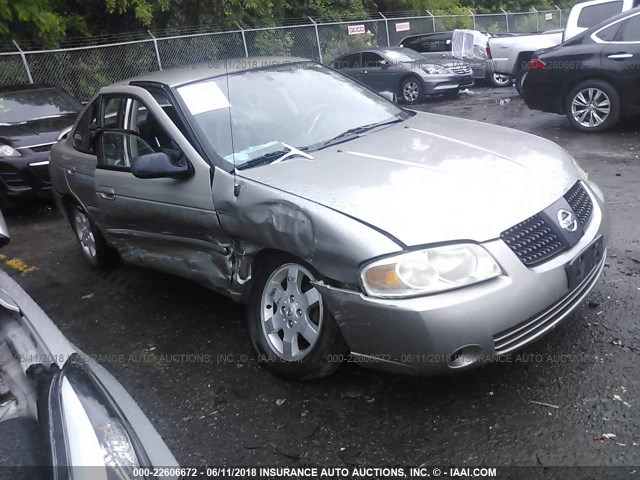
[49,57,608,380]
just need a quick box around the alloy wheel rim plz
[493,74,511,86]
[74,209,96,258]
[260,264,323,361]
[403,81,419,102]
[571,88,610,128]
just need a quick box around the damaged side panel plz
[212,167,403,296]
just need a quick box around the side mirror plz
[130,152,192,180]
[379,91,397,103]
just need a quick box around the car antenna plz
[225,59,240,197]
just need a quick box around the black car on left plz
[0,84,82,204]
[522,7,640,132]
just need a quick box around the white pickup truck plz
[488,30,563,83]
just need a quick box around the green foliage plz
[253,29,295,55]
[321,28,377,63]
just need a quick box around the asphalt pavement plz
[3,86,639,470]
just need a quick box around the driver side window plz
[98,95,183,170]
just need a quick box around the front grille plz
[500,214,565,266]
[501,182,594,267]
[564,181,592,226]
[493,254,605,354]
[0,165,28,189]
[450,65,471,74]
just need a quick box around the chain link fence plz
[0,8,569,101]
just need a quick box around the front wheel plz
[400,77,423,104]
[564,80,620,133]
[247,256,346,380]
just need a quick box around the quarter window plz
[596,23,621,41]
[618,14,640,41]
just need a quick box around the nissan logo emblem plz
[557,209,578,232]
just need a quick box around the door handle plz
[607,53,633,60]
[363,70,368,74]
[66,166,76,176]
[97,186,116,201]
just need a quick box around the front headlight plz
[0,144,20,157]
[422,64,449,75]
[54,354,149,477]
[361,243,502,298]
[572,158,588,182]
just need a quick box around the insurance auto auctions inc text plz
[243,466,498,478]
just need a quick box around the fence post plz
[555,5,562,28]
[12,40,34,84]
[468,9,476,30]
[532,8,539,31]
[308,17,323,64]
[501,8,509,32]
[236,24,249,57]
[147,30,163,70]
[425,10,436,32]
[378,12,391,47]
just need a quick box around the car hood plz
[239,112,580,247]
[0,114,77,148]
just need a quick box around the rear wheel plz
[247,255,346,380]
[400,77,423,104]
[69,202,118,267]
[488,72,512,88]
[515,67,527,97]
[564,80,620,133]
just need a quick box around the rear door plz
[601,11,640,110]
[92,85,232,289]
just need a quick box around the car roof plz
[121,56,310,89]
[0,83,57,94]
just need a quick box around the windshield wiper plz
[235,144,312,171]
[308,117,404,151]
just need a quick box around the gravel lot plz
[3,86,640,472]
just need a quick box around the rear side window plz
[334,53,361,69]
[72,100,98,154]
[362,52,386,68]
[577,1,624,28]
[618,14,640,41]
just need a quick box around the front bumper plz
[317,181,609,375]
[0,151,52,197]
[422,74,462,95]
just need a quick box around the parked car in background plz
[399,30,511,87]
[523,8,640,132]
[49,57,607,380]
[0,211,178,475]
[489,30,564,93]
[0,84,81,207]
[332,47,472,103]
[564,0,638,41]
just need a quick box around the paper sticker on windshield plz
[177,81,230,115]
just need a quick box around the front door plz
[93,86,232,289]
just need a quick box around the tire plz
[247,254,346,380]
[488,72,512,88]
[68,202,118,267]
[564,80,620,133]
[515,67,527,97]
[400,77,423,104]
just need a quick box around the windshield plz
[381,49,427,63]
[177,62,410,168]
[0,88,81,125]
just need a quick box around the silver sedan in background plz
[49,58,608,380]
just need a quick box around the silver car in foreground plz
[50,57,608,380]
